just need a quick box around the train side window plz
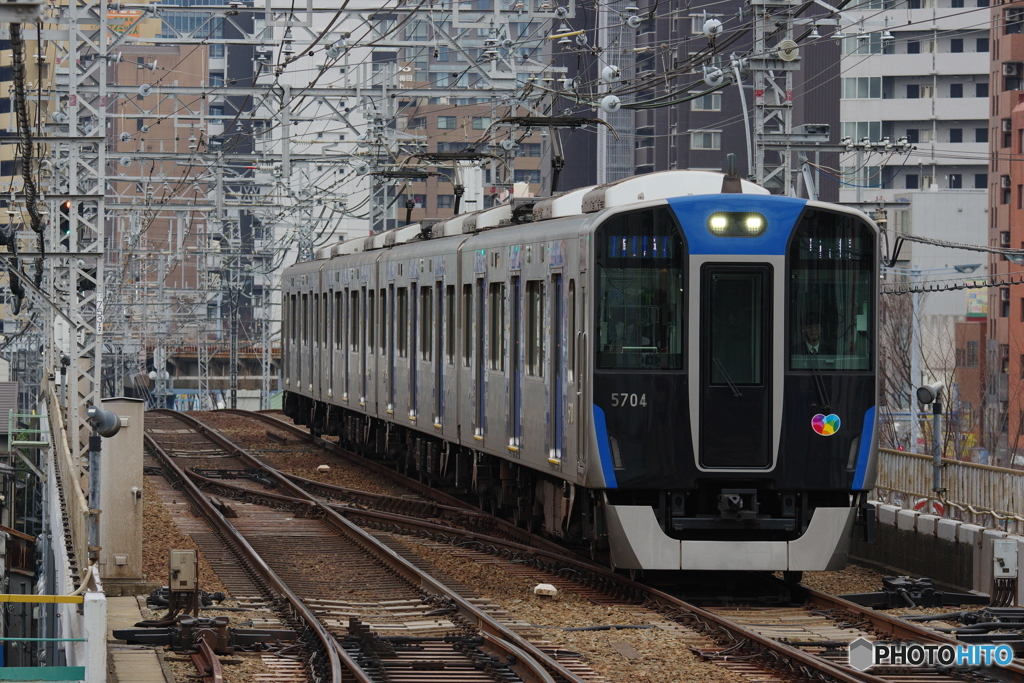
[397,287,409,358]
[420,285,433,361]
[290,295,296,341]
[527,280,544,376]
[334,292,342,350]
[446,285,455,364]
[368,290,375,350]
[350,290,359,352]
[568,279,575,384]
[302,294,308,344]
[489,282,506,371]
[463,284,473,367]
[379,289,387,355]
[313,294,320,347]
[323,294,328,348]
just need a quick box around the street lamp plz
[917,381,945,509]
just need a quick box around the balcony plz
[843,52,988,78]
[843,97,987,122]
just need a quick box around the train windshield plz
[788,209,876,371]
[595,207,685,370]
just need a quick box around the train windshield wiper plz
[712,358,743,398]
[808,353,831,410]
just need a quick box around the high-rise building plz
[987,0,1024,464]
[839,0,990,202]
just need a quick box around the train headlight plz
[706,212,767,237]
[709,214,729,233]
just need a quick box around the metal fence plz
[46,382,91,582]
[873,448,1024,533]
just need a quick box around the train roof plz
[314,170,773,259]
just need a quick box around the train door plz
[475,277,486,438]
[435,283,443,426]
[509,275,522,449]
[699,265,772,468]
[550,274,564,463]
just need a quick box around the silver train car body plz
[282,170,880,573]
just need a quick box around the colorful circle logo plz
[812,414,841,436]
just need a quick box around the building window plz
[513,169,541,184]
[978,37,990,52]
[691,92,722,110]
[208,71,224,87]
[952,0,963,7]
[437,116,456,129]
[976,128,989,143]
[437,194,454,209]
[977,82,989,97]
[635,164,655,174]
[975,173,988,188]
[842,77,882,99]
[950,128,962,143]
[950,83,963,98]
[951,38,963,52]
[906,129,920,144]
[409,116,427,129]
[471,117,491,130]
[950,174,962,188]
[968,341,979,367]
[905,174,919,189]
[907,84,919,98]
[517,143,542,157]
[907,41,920,54]
[691,131,721,149]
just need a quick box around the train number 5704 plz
[610,393,647,407]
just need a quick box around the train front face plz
[593,195,878,572]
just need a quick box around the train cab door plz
[699,264,773,468]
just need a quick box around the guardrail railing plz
[46,381,90,584]
[873,447,1024,533]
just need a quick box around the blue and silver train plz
[281,170,878,572]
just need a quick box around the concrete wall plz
[853,501,1024,603]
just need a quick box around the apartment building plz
[840,0,990,203]
[986,0,1024,464]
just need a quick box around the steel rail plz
[231,412,1024,683]
[205,409,586,557]
[191,633,224,683]
[216,409,477,507]
[803,587,1024,679]
[183,460,880,683]
[143,433,358,683]
[152,410,582,683]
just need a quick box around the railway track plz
[145,410,594,683]
[147,409,1024,683]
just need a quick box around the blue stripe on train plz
[592,404,618,489]
[852,405,876,490]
